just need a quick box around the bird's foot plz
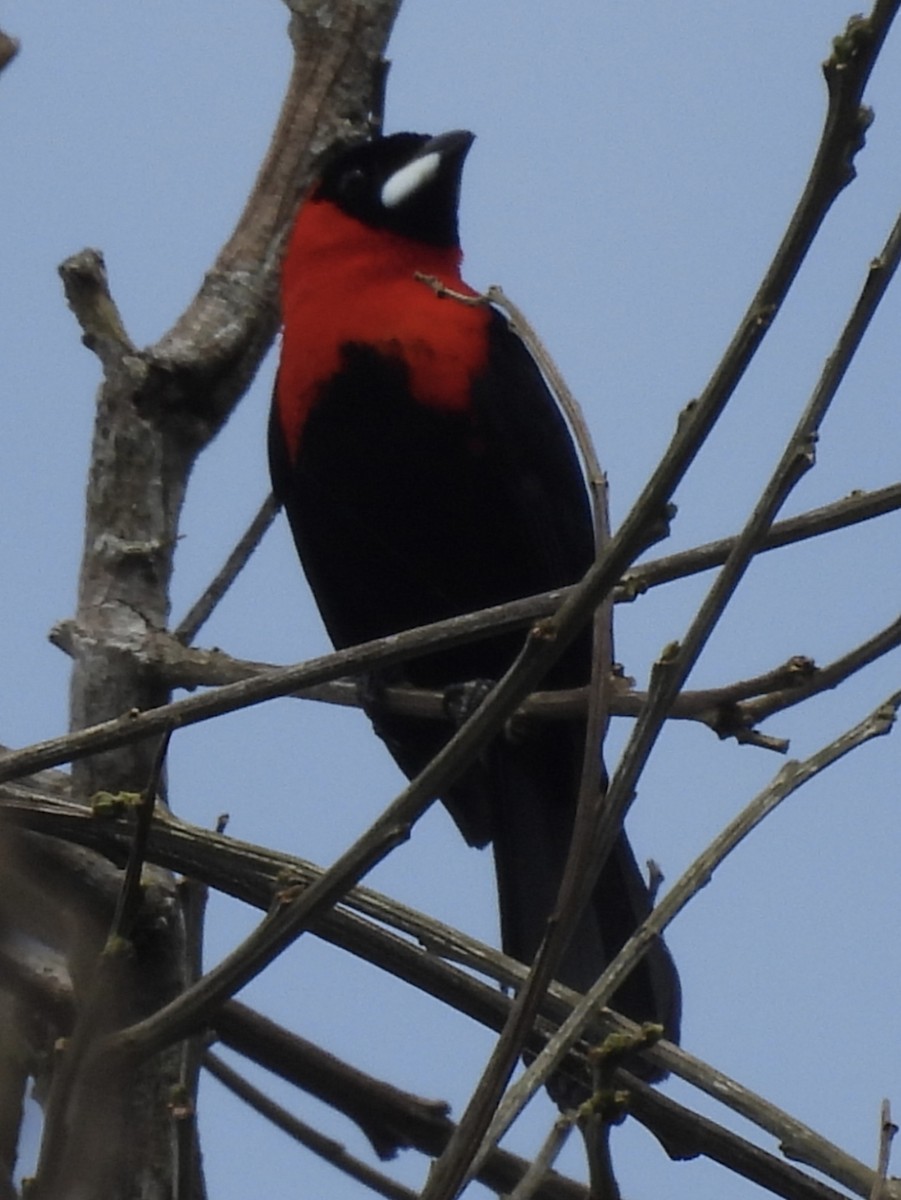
[356,670,391,715]
[442,678,495,727]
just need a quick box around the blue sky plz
[4,3,900,1197]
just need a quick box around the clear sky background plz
[3,3,900,1197]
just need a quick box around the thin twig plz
[174,873,210,1200]
[0,591,573,785]
[624,481,901,596]
[623,1070,856,1200]
[174,494,280,646]
[737,613,901,727]
[108,730,172,943]
[212,1001,590,1200]
[505,1115,576,1200]
[596,40,901,951]
[204,1053,420,1200]
[426,282,623,1174]
[869,1100,898,1200]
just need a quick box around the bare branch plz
[9,584,592,785]
[108,732,172,944]
[420,280,626,1161]
[205,1053,421,1200]
[206,1026,590,1200]
[143,0,405,449]
[470,691,901,1197]
[3,783,893,1200]
[504,1116,576,1200]
[603,94,901,872]
[174,494,280,646]
[107,584,620,1064]
[737,613,901,726]
[869,1100,898,1200]
[38,3,405,1193]
[422,6,900,1187]
[624,482,901,596]
[622,1071,855,1200]
[21,482,901,789]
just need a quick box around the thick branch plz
[39,3,404,1196]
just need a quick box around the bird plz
[268,129,680,1055]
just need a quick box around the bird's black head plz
[313,130,475,248]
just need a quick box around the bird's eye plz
[338,167,367,202]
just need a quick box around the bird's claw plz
[443,678,495,727]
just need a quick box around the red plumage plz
[277,196,487,453]
[269,130,680,1048]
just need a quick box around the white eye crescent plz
[380,151,441,209]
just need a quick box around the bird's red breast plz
[275,196,490,462]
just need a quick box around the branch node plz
[828,15,874,75]
[58,249,136,368]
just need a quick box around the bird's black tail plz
[488,723,681,1055]
[367,690,680,1053]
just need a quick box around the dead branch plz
[475,691,901,1199]
[31,2,404,1195]
[4,771,896,1200]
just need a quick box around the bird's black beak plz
[380,130,475,212]
[418,129,476,163]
